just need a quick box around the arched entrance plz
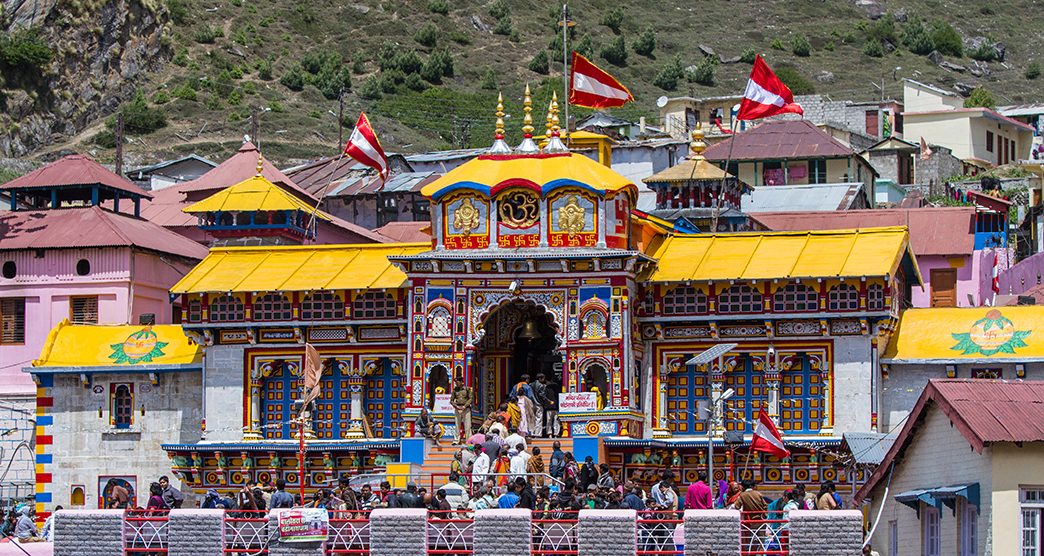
[474,300,562,412]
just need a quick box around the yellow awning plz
[183,175,330,219]
[171,243,430,294]
[647,226,919,283]
[33,321,201,368]
[883,306,1044,363]
[420,152,636,200]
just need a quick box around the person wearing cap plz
[450,377,474,444]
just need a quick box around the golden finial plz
[544,90,568,153]
[551,91,561,135]
[495,92,506,140]
[256,152,264,176]
[522,84,534,138]
[545,99,554,137]
[690,123,707,159]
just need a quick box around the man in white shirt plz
[509,447,527,482]
[472,446,491,488]
[505,431,526,452]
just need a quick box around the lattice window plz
[301,291,344,320]
[209,294,245,322]
[187,299,202,323]
[353,291,397,319]
[427,306,452,338]
[111,383,133,429]
[867,283,885,311]
[71,296,99,324]
[582,311,607,339]
[253,293,292,321]
[0,298,25,344]
[780,363,823,433]
[663,286,708,315]
[772,282,819,313]
[717,284,763,314]
[827,283,860,312]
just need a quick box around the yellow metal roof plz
[420,152,636,200]
[171,243,429,294]
[883,306,1044,363]
[34,321,201,368]
[645,157,731,183]
[182,175,331,219]
[647,226,918,283]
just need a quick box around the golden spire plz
[544,90,568,153]
[256,152,264,176]
[545,98,554,137]
[689,123,707,160]
[495,92,506,140]
[522,84,534,138]
[551,91,561,135]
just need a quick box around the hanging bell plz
[518,319,541,340]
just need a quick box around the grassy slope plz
[42,0,1044,168]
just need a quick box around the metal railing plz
[223,509,269,555]
[327,510,370,555]
[124,509,169,555]
[636,511,684,555]
[532,510,578,556]
[427,509,474,555]
[739,511,789,556]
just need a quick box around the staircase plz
[419,437,573,486]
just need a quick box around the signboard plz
[277,508,329,542]
[433,393,454,413]
[559,392,598,412]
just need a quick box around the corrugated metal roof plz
[742,183,865,212]
[703,120,856,161]
[126,154,216,176]
[646,226,914,283]
[372,221,432,242]
[0,205,209,260]
[1000,103,1044,118]
[753,207,976,256]
[404,148,486,163]
[177,141,314,200]
[841,432,896,465]
[1,154,152,198]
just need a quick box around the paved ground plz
[0,539,53,555]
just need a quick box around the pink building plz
[0,155,207,501]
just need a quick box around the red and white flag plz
[736,55,804,121]
[750,405,790,459]
[920,136,934,161]
[344,112,389,179]
[569,52,634,109]
[299,343,322,413]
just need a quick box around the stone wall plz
[578,509,636,556]
[684,509,741,556]
[788,510,863,556]
[53,509,124,556]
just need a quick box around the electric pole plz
[114,113,124,177]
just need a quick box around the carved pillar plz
[539,198,549,247]
[244,365,263,441]
[652,358,674,439]
[820,361,833,435]
[345,361,366,439]
[596,198,607,248]
[489,199,499,247]
[710,359,725,439]
[765,348,781,425]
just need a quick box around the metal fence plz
[739,511,789,556]
[636,511,684,556]
[123,509,169,556]
[532,510,578,556]
[224,510,269,555]
[427,510,474,555]
[327,510,370,555]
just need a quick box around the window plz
[889,520,898,556]
[253,293,291,321]
[828,283,860,311]
[209,294,245,322]
[986,130,994,153]
[867,283,886,311]
[1,298,26,344]
[301,291,345,320]
[187,299,202,323]
[663,285,708,315]
[923,505,941,556]
[111,383,133,429]
[1022,488,1044,556]
[1,261,14,279]
[427,306,452,338]
[772,282,818,313]
[76,259,91,276]
[810,159,828,184]
[961,501,977,556]
[582,310,607,339]
[70,296,99,324]
[718,284,763,314]
[352,291,397,319]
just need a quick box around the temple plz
[27,89,922,509]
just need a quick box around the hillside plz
[2,0,1043,170]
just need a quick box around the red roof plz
[856,379,1044,502]
[703,119,855,161]
[0,206,209,260]
[177,141,315,201]
[373,221,432,242]
[753,207,975,257]
[1,154,151,199]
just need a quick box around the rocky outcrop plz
[0,0,171,157]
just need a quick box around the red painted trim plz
[37,435,52,446]
[37,397,53,408]
[490,179,541,196]
[36,473,51,483]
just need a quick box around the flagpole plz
[305,149,348,238]
[711,117,739,233]
[561,3,570,145]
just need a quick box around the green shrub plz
[824,41,836,51]
[205,94,222,110]
[865,16,898,47]
[0,29,53,71]
[414,22,439,48]
[575,34,595,59]
[963,87,995,109]
[791,34,811,57]
[930,20,963,57]
[314,63,352,99]
[165,0,188,24]
[267,101,284,113]
[193,26,223,44]
[172,81,197,101]
[393,50,423,75]
[449,31,471,45]
[969,40,998,62]
[864,40,884,57]
[633,27,656,57]
[493,17,512,36]
[770,38,785,51]
[378,41,397,71]
[379,70,404,93]
[901,18,935,55]
[93,130,117,149]
[255,58,273,80]
[308,109,321,119]
[279,66,305,91]
[152,90,170,104]
[227,89,242,106]
[1026,61,1041,80]
[243,81,257,95]
[405,72,428,91]
[429,48,454,76]
[488,0,510,20]
[528,50,550,74]
[600,36,627,66]
[427,0,449,15]
[601,8,623,33]
[172,48,189,67]
[352,52,366,74]
[687,55,718,86]
[774,67,815,95]
[740,48,757,64]
[360,76,383,100]
[653,55,685,91]
[114,90,167,134]
[480,68,497,90]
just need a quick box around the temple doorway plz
[476,300,562,411]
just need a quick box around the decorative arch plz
[426,299,453,339]
[471,293,565,346]
[578,297,609,340]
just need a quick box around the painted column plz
[490,199,499,247]
[245,370,262,440]
[433,203,444,250]
[820,361,833,434]
[596,198,607,248]
[651,358,673,439]
[345,361,365,439]
[710,358,725,438]
[539,199,549,247]
[765,346,780,424]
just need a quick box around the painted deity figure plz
[453,197,481,236]
[558,195,586,236]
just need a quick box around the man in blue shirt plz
[498,482,520,508]
[620,482,646,511]
[269,479,295,509]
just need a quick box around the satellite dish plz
[656,96,669,108]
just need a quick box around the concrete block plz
[168,509,224,556]
[788,510,863,556]
[579,509,636,556]
[474,509,530,556]
[685,509,741,556]
[53,509,124,556]
[370,508,427,556]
